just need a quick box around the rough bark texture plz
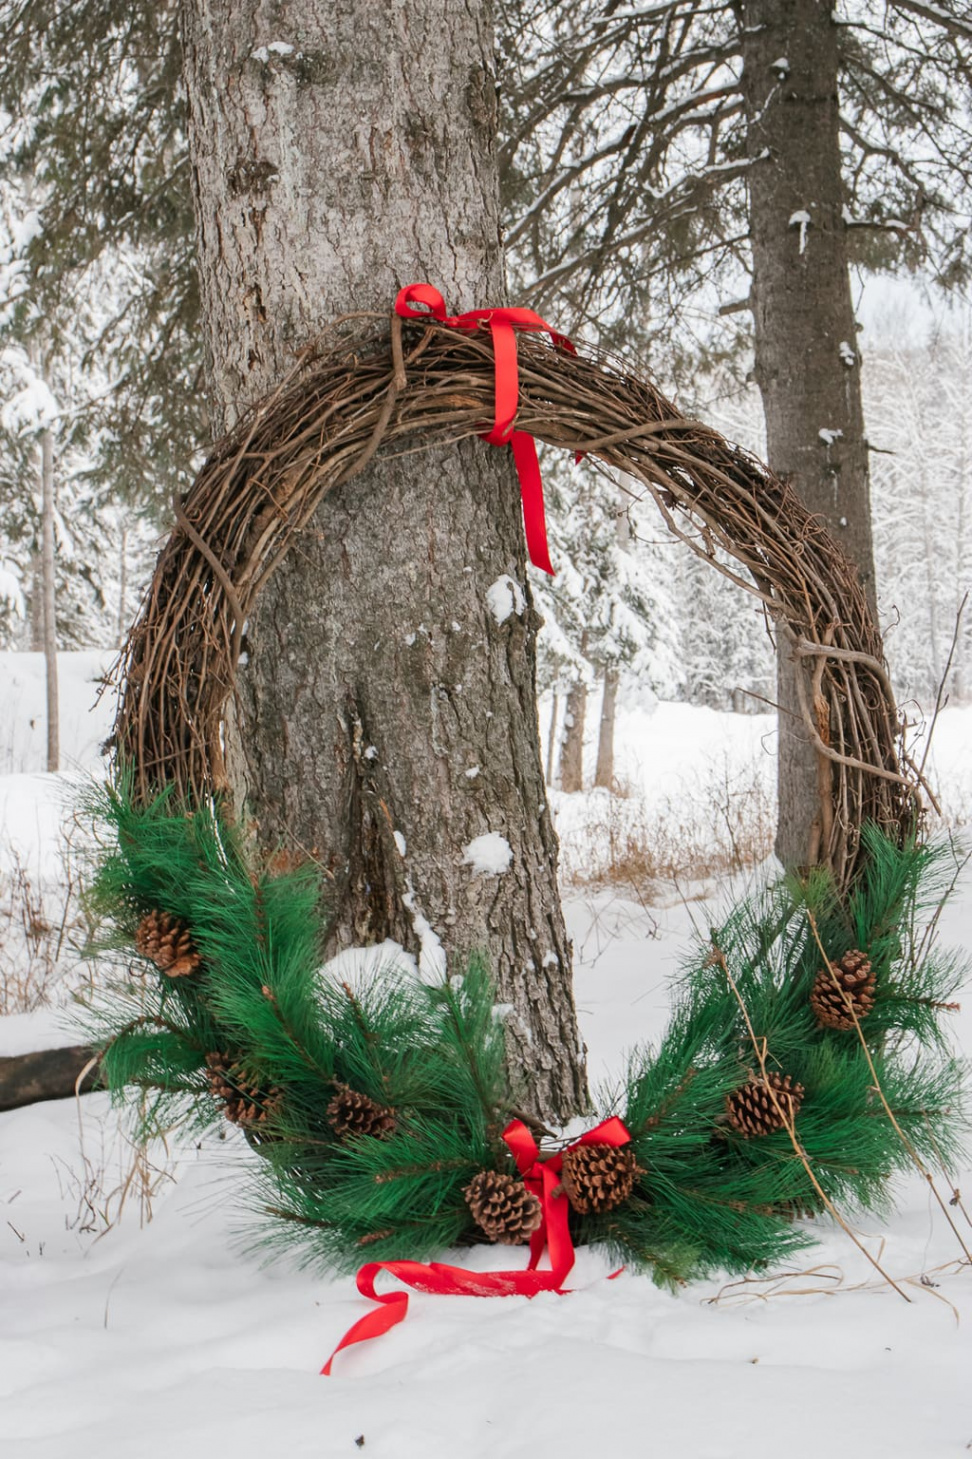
[179,0,586,1118]
[594,665,618,790]
[741,0,879,868]
[0,1046,98,1112]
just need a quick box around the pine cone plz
[134,909,200,978]
[205,1052,281,1128]
[464,1169,543,1245]
[326,1082,396,1141]
[560,1143,641,1215]
[810,949,876,1030]
[726,1070,804,1137]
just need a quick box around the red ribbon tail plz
[321,1257,571,1374]
[511,431,554,576]
[320,1293,408,1375]
[321,1265,409,1375]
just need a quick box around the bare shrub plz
[554,751,776,894]
[52,1087,180,1238]
[0,831,89,1015]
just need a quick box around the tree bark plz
[40,416,58,773]
[545,691,559,785]
[559,678,587,793]
[117,521,129,648]
[28,553,42,651]
[0,1046,98,1112]
[30,340,60,774]
[741,0,879,868]
[179,0,586,1118]
[594,664,618,789]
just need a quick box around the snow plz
[462,832,513,875]
[770,56,790,75]
[819,427,843,446]
[250,41,296,62]
[2,872,972,1455]
[0,373,59,432]
[0,650,114,777]
[839,340,857,367]
[788,210,812,255]
[485,574,526,625]
[393,829,407,857]
[318,939,420,989]
[3,661,972,1455]
[0,561,24,614]
[401,877,448,982]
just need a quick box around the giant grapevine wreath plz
[82,288,969,1365]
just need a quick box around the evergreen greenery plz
[79,779,969,1285]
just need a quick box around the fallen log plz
[0,1045,100,1112]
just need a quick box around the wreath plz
[82,288,968,1369]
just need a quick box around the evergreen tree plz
[499,0,972,866]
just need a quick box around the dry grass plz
[52,1089,179,1239]
[0,821,178,1236]
[554,753,776,894]
[0,835,90,1016]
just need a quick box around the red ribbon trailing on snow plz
[321,1114,630,1375]
[394,283,576,576]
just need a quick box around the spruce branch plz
[805,909,972,1267]
[709,938,912,1301]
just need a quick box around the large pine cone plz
[810,949,876,1030]
[726,1070,804,1137]
[560,1143,641,1215]
[464,1169,543,1245]
[326,1082,396,1141]
[134,909,200,978]
[205,1052,281,1128]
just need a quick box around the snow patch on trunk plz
[485,575,525,625]
[462,833,513,875]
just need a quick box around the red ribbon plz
[395,283,576,576]
[321,1114,630,1375]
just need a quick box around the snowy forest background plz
[1,2,971,782]
[3,231,972,748]
[3,5,972,1452]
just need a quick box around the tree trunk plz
[545,691,559,785]
[117,522,129,647]
[0,1046,98,1112]
[594,664,618,789]
[179,0,586,1119]
[559,678,587,793]
[741,0,878,869]
[28,553,42,651]
[30,340,59,773]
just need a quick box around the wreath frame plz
[85,310,969,1360]
[113,310,926,894]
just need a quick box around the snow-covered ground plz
[3,655,972,1457]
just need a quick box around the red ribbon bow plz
[395,283,575,576]
[321,1114,630,1375]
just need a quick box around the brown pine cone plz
[464,1169,543,1245]
[205,1052,281,1128]
[560,1143,642,1215]
[134,909,200,978]
[726,1070,804,1137]
[326,1082,396,1141]
[810,949,876,1030]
